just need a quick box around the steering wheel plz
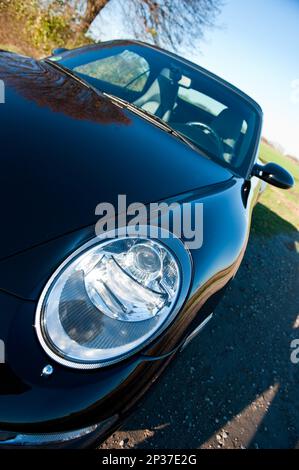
[186,121,223,157]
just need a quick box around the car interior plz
[70,49,252,169]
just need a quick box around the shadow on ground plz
[101,205,299,449]
[251,202,298,237]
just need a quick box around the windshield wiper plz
[44,61,208,157]
[102,92,207,156]
[44,58,95,91]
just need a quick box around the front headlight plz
[35,227,192,369]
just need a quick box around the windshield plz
[55,43,261,176]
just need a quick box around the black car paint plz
[0,42,263,442]
[0,56,232,262]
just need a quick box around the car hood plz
[0,53,232,261]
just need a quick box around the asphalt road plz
[100,228,299,449]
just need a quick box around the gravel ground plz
[100,230,299,449]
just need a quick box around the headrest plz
[212,108,243,141]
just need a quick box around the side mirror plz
[51,48,68,56]
[252,162,294,189]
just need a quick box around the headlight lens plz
[35,229,191,369]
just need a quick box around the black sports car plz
[0,40,293,448]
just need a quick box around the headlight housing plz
[35,227,192,369]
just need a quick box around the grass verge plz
[252,142,299,236]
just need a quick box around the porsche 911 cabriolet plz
[0,40,293,448]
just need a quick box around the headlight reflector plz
[35,230,191,369]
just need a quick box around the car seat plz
[211,108,243,162]
[133,68,180,122]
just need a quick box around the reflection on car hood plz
[0,53,232,260]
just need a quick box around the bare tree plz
[77,0,109,34]
[0,0,222,55]
[75,0,222,51]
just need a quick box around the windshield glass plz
[55,43,261,176]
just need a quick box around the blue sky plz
[90,0,299,158]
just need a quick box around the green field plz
[252,142,299,236]
[259,142,299,183]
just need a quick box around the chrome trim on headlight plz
[35,226,192,369]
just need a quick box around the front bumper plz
[0,416,118,449]
[0,263,215,448]
[0,288,177,446]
